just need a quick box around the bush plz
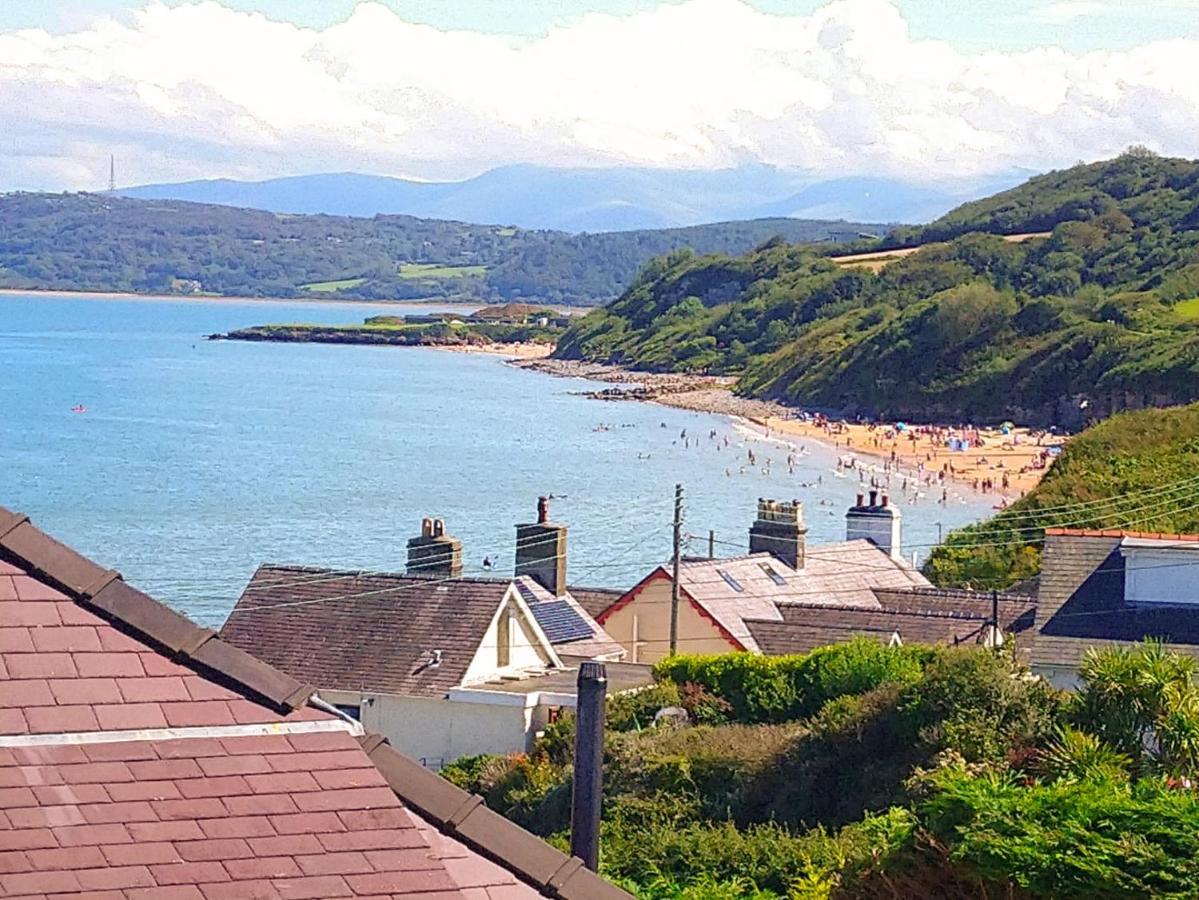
[918,766,1199,898]
[654,639,936,723]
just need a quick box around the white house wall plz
[461,592,557,685]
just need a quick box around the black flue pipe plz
[570,661,607,871]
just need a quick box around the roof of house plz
[219,567,622,699]
[511,577,625,661]
[746,588,1036,657]
[1033,530,1199,672]
[220,565,519,699]
[567,586,624,620]
[657,541,929,651]
[0,505,629,899]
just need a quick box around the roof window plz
[759,563,787,586]
[717,569,744,592]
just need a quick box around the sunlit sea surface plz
[1,293,993,626]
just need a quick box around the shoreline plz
[513,358,1059,500]
[0,287,594,315]
[0,287,487,312]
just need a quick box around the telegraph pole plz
[990,588,1000,652]
[108,155,116,193]
[669,483,684,656]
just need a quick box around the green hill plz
[555,151,1199,425]
[924,401,1199,589]
[0,191,882,306]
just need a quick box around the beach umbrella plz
[895,422,907,431]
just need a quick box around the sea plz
[0,293,993,627]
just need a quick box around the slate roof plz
[220,566,514,699]
[0,505,630,899]
[666,542,930,651]
[512,577,624,661]
[746,588,1036,657]
[1032,529,1199,672]
[565,586,623,621]
[220,567,622,699]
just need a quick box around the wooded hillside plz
[0,192,880,306]
[555,152,1199,424]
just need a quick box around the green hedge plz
[919,768,1199,898]
[654,639,936,723]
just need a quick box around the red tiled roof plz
[1044,528,1199,541]
[0,506,630,900]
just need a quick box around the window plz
[334,704,361,721]
[759,563,786,586]
[717,569,744,592]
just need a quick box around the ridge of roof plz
[361,734,629,900]
[0,505,632,899]
[1045,528,1199,541]
[753,605,994,624]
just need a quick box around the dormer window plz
[1122,541,1199,606]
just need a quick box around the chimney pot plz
[881,493,889,507]
[856,493,864,507]
[869,489,878,506]
[537,496,550,524]
[408,518,463,577]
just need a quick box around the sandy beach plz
[516,358,1062,501]
[439,341,555,359]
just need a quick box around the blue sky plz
[0,0,1196,191]
[3,0,1194,53]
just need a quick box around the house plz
[744,587,1037,656]
[1032,528,1199,688]
[596,494,931,663]
[220,503,648,766]
[0,503,630,898]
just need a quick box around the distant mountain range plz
[120,165,1032,232]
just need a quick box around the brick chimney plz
[406,517,463,577]
[846,490,902,560]
[748,498,807,570]
[515,496,567,596]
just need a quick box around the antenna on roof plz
[108,155,116,193]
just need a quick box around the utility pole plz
[669,483,684,656]
[990,588,1000,652]
[108,155,116,193]
[936,521,943,544]
[708,529,715,560]
[570,661,606,871]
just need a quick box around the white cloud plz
[1,0,1197,190]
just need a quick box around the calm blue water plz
[1,293,992,626]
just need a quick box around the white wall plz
[1123,546,1199,606]
[846,510,902,559]
[461,591,557,685]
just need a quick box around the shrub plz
[918,765,1199,897]
[654,639,935,724]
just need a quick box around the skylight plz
[759,563,786,586]
[717,569,744,592]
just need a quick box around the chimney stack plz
[515,496,567,596]
[846,493,903,560]
[406,517,463,577]
[748,498,807,570]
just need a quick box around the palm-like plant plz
[1074,640,1199,778]
[1039,725,1131,784]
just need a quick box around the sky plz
[1,0,1197,191]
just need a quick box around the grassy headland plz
[924,401,1199,589]
[554,151,1199,427]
